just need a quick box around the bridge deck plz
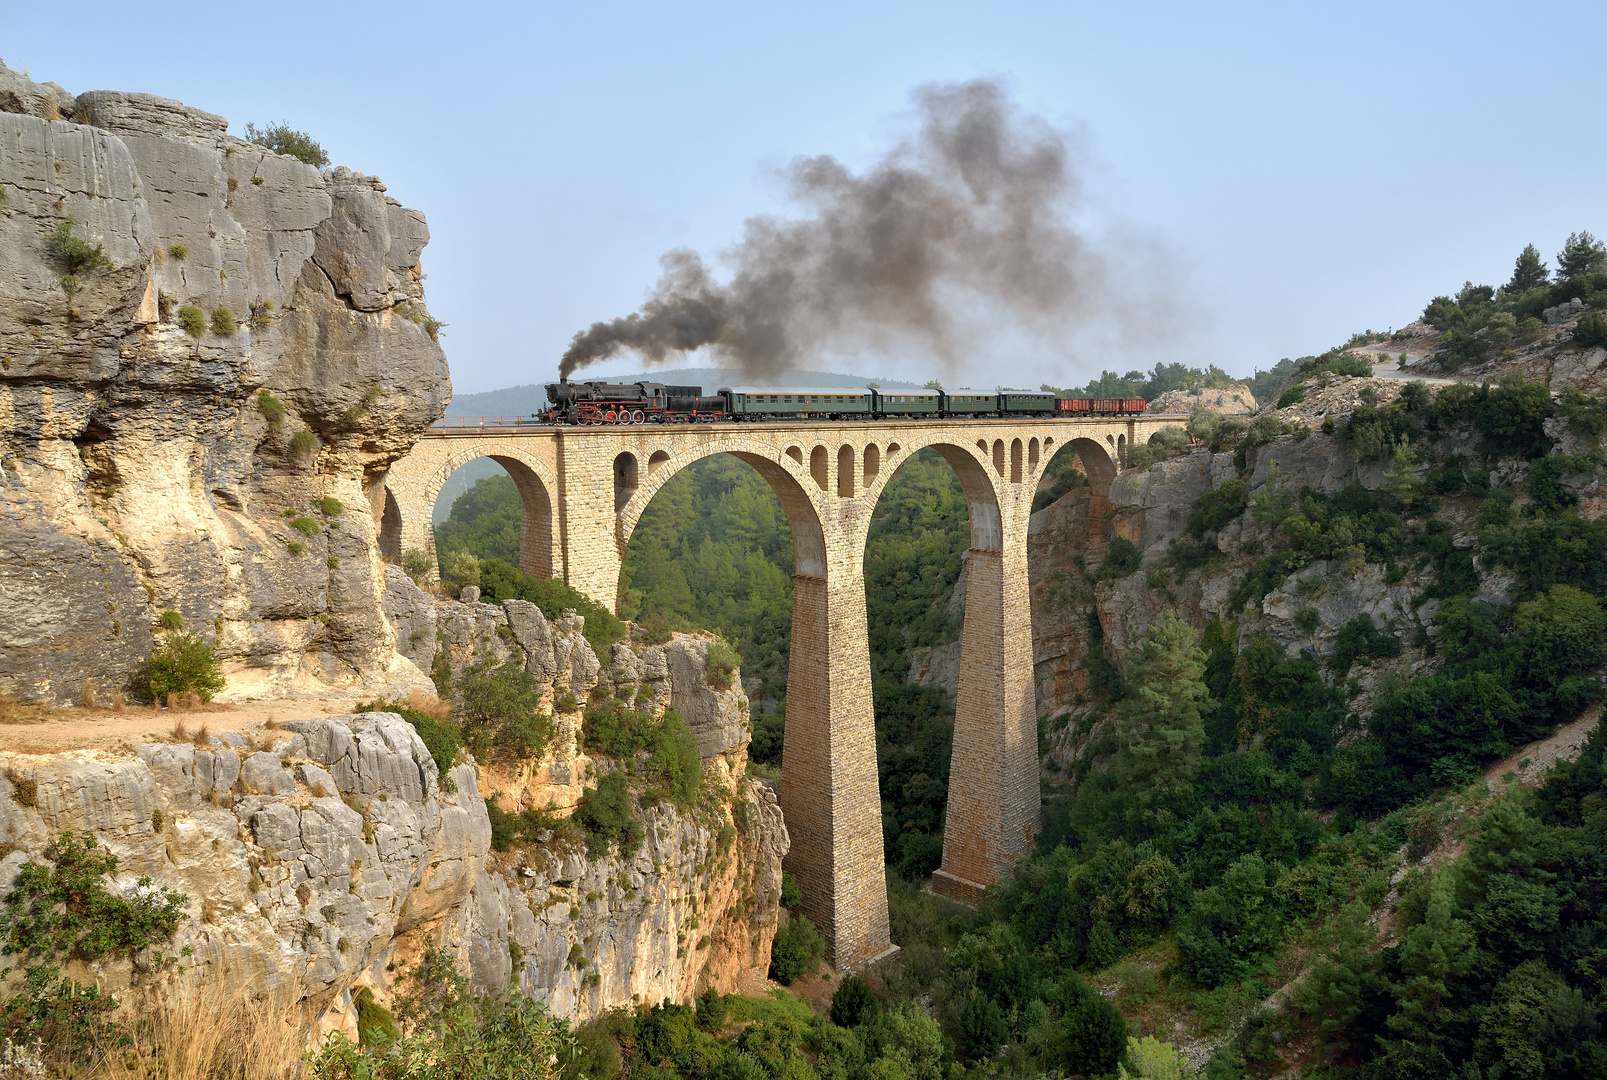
[424,413,1191,435]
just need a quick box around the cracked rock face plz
[0,63,450,703]
[0,712,489,1008]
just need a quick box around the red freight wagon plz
[1122,398,1147,414]
[1055,398,1092,414]
[1091,399,1122,414]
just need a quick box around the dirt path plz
[0,697,366,757]
[1485,703,1601,788]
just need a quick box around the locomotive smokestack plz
[559,79,1127,381]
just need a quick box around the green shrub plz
[1275,384,1306,409]
[45,216,113,277]
[327,556,340,569]
[1572,310,1607,348]
[245,121,330,168]
[574,772,643,858]
[704,638,740,688]
[695,987,729,1030]
[1294,606,1320,634]
[315,496,344,516]
[286,541,306,556]
[767,914,824,985]
[135,631,225,702]
[289,428,319,459]
[2,831,189,962]
[956,991,1008,1059]
[157,609,184,630]
[1097,537,1142,579]
[780,872,802,910]
[830,975,879,1027]
[401,547,434,583]
[457,659,555,762]
[175,305,207,338]
[581,701,702,806]
[248,298,274,328]
[440,548,481,594]
[210,305,237,335]
[167,243,188,260]
[290,516,320,536]
[256,392,287,429]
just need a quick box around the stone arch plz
[1117,433,1126,468]
[400,444,561,583]
[648,449,671,475]
[859,432,1005,560]
[863,443,880,485]
[1028,437,1040,470]
[810,445,829,491]
[1031,434,1118,512]
[992,439,1005,476]
[837,444,855,497]
[378,488,402,564]
[614,451,639,512]
[1010,438,1023,484]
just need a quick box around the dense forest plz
[428,267,1607,1077]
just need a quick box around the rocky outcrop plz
[1149,384,1257,415]
[0,712,488,1009]
[0,63,450,704]
[0,586,788,1027]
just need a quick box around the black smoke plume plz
[560,80,1110,380]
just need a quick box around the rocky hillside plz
[0,62,449,705]
[0,587,787,1029]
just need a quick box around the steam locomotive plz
[541,380,1148,424]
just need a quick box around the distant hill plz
[444,367,921,417]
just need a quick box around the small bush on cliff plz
[2,832,189,1068]
[289,427,320,460]
[256,392,287,429]
[401,548,434,584]
[175,304,207,338]
[316,496,344,517]
[167,242,188,260]
[246,121,330,168]
[290,516,320,536]
[136,631,226,703]
[703,638,740,688]
[45,216,112,278]
[210,305,237,335]
[456,659,554,763]
[574,772,643,858]
[768,914,825,985]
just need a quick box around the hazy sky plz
[8,1,1605,394]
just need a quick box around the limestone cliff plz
[1029,406,1605,767]
[0,62,450,704]
[0,582,787,1027]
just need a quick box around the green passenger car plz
[943,389,998,415]
[999,390,1057,414]
[873,389,942,416]
[722,387,873,419]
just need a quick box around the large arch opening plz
[857,446,979,882]
[429,455,555,595]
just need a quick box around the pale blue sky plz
[8,1,1605,393]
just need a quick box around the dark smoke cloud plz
[560,80,1111,381]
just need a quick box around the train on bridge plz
[541,380,1149,425]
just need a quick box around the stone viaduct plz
[374,414,1186,969]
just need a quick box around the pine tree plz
[1114,613,1211,834]
[1556,231,1607,282]
[1506,243,1550,291]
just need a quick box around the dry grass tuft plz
[191,724,211,747]
[406,687,452,722]
[81,680,98,709]
[169,717,189,742]
[95,979,312,1080]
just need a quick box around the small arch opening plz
[976,439,987,453]
[614,451,639,512]
[378,488,402,564]
[1028,437,1040,469]
[787,446,803,464]
[838,444,856,497]
[1117,434,1127,467]
[992,439,1005,476]
[810,445,829,490]
[863,444,880,484]
[648,449,671,475]
[1010,438,1023,484]
[887,442,901,455]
